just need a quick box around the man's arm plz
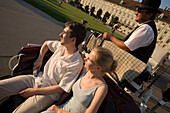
[19,85,64,98]
[33,41,49,71]
[103,32,131,52]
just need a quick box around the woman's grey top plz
[59,73,107,113]
[41,73,107,113]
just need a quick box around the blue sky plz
[159,0,170,9]
[139,0,170,9]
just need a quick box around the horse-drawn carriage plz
[0,31,169,113]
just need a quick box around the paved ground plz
[0,0,65,76]
[0,0,169,113]
[143,60,170,113]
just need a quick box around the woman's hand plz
[48,105,61,113]
[19,88,37,98]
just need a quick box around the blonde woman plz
[42,47,117,113]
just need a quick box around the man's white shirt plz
[124,20,154,51]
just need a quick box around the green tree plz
[69,0,75,6]
[77,3,83,11]
[74,0,80,4]
[96,8,103,20]
[102,12,111,23]
[90,7,95,17]
[74,0,80,7]
[84,5,89,13]
[109,16,119,26]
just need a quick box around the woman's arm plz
[85,85,108,113]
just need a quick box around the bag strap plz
[108,72,126,93]
[8,54,24,71]
[113,72,121,85]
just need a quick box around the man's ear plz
[72,37,76,42]
[147,12,154,19]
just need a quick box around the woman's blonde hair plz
[93,47,117,73]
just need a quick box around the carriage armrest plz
[27,43,41,47]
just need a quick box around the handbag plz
[97,75,141,113]
[9,44,53,76]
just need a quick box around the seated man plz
[0,21,87,113]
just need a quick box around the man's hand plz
[19,88,37,98]
[103,32,112,40]
[33,59,43,72]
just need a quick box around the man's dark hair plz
[65,21,87,48]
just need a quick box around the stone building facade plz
[80,0,170,53]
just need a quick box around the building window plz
[119,11,122,14]
[132,23,135,27]
[164,31,167,34]
[162,23,165,25]
[159,36,163,40]
[166,39,170,44]
[158,28,161,31]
